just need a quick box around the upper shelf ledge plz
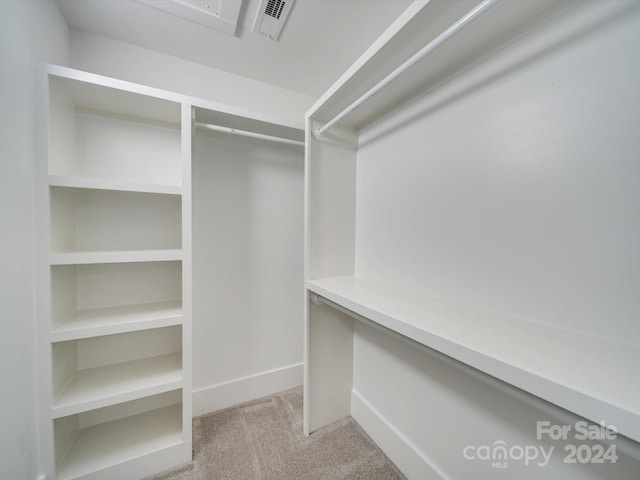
[314,0,500,139]
[307,275,640,444]
[50,249,183,265]
[308,0,579,140]
[48,175,182,195]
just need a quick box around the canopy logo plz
[463,441,553,469]
[462,420,618,469]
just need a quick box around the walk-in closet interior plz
[1,0,639,479]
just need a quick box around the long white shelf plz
[48,175,182,195]
[307,275,640,443]
[50,249,182,265]
[56,404,183,480]
[308,0,571,136]
[51,301,182,342]
[53,353,182,418]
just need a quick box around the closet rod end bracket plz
[309,292,323,306]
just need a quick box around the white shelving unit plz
[304,0,640,460]
[39,65,192,479]
[38,63,305,479]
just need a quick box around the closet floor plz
[144,387,405,480]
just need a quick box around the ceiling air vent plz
[252,0,295,41]
[136,0,243,36]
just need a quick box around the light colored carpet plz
[145,387,406,480]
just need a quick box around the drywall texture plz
[192,133,304,413]
[0,1,69,479]
[69,30,315,127]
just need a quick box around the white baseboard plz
[193,363,303,417]
[351,389,450,480]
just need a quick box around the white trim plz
[351,389,450,480]
[193,363,303,416]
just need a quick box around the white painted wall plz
[0,1,69,479]
[353,321,640,479]
[69,29,315,128]
[192,133,304,414]
[344,2,640,480]
[356,0,640,345]
[351,1,640,478]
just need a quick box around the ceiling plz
[55,0,414,97]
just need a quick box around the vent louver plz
[265,0,286,19]
[252,0,294,41]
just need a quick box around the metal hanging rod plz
[309,292,420,352]
[195,122,304,147]
[315,0,501,138]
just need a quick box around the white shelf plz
[49,67,182,124]
[309,0,571,135]
[50,249,183,265]
[53,353,182,418]
[51,301,182,342]
[56,404,183,480]
[308,275,640,443]
[48,175,182,195]
[48,71,182,186]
